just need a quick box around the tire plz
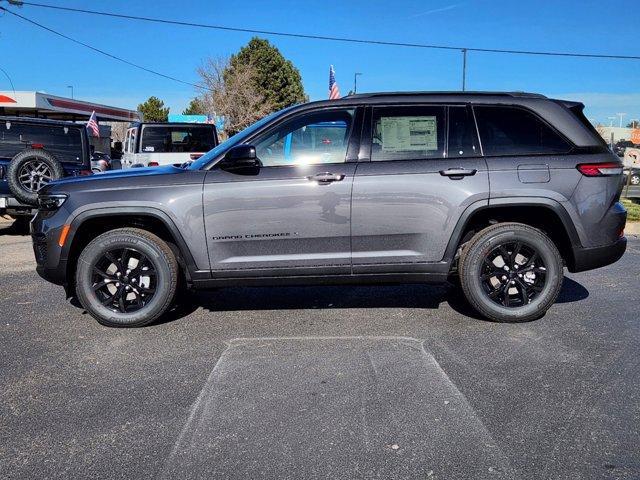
[459,223,564,323]
[631,174,640,186]
[75,228,179,327]
[7,149,65,205]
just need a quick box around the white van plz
[121,123,218,168]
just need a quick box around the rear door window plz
[371,106,445,161]
[448,106,480,158]
[474,106,571,156]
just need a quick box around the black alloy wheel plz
[91,247,157,314]
[480,241,547,308]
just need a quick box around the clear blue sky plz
[1,0,639,125]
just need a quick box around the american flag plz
[329,65,340,100]
[86,111,100,137]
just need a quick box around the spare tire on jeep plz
[7,149,65,205]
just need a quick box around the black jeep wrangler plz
[0,116,92,224]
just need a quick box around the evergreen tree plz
[137,96,169,122]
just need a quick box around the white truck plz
[121,122,218,168]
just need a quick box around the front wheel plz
[459,223,564,323]
[75,228,178,327]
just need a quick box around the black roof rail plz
[343,91,548,99]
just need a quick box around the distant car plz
[90,151,112,173]
[121,122,218,168]
[614,140,635,157]
[0,116,91,219]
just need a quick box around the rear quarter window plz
[474,106,571,156]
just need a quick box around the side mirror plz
[219,145,260,173]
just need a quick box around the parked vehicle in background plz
[0,116,91,220]
[90,150,112,173]
[614,140,635,157]
[121,123,218,168]
[32,92,627,327]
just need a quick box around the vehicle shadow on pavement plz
[0,218,30,236]
[157,277,590,325]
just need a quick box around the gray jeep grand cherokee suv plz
[31,92,627,327]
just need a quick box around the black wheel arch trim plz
[63,206,206,282]
[443,197,582,265]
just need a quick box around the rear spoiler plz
[553,99,609,149]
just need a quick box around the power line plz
[0,66,16,94]
[0,6,207,91]
[8,0,640,61]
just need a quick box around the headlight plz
[38,194,68,210]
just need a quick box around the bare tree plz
[104,121,128,144]
[196,57,272,135]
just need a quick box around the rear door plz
[351,104,489,273]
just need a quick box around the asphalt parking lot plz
[1,218,639,479]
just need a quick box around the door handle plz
[306,172,345,184]
[439,167,477,179]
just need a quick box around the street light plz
[67,85,74,99]
[353,73,362,94]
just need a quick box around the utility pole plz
[67,85,74,99]
[461,49,467,91]
[353,72,362,94]
[616,112,627,128]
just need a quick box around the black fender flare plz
[63,206,205,281]
[442,197,582,264]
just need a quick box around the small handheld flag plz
[329,65,340,100]
[87,111,100,137]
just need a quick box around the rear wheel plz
[459,223,563,322]
[75,228,178,327]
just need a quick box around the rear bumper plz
[0,195,36,216]
[570,236,627,273]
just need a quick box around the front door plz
[203,107,361,277]
[351,105,490,273]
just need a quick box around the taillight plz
[577,162,623,176]
[148,161,159,167]
[31,143,44,149]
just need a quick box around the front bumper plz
[31,210,70,286]
[570,236,627,273]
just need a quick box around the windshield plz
[140,125,216,153]
[188,106,296,170]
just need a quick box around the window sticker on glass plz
[144,146,155,152]
[380,116,438,152]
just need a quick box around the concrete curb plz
[626,222,640,235]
